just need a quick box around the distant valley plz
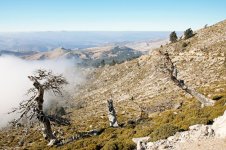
[0,33,169,67]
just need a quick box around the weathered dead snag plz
[56,128,104,146]
[107,99,119,127]
[160,51,215,107]
[130,97,149,121]
[10,69,68,146]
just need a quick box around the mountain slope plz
[23,46,143,67]
[0,20,226,149]
[67,20,226,148]
[23,47,88,60]
[72,20,226,115]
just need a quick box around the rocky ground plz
[174,138,226,150]
[133,110,226,150]
[71,20,226,121]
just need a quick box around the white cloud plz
[0,56,85,127]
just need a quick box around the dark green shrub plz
[169,31,178,43]
[182,42,188,48]
[212,95,223,100]
[184,28,194,39]
[150,123,179,141]
[102,141,118,150]
[102,140,136,150]
[100,59,105,67]
[110,59,117,66]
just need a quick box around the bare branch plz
[10,69,68,145]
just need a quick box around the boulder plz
[132,137,150,150]
[212,110,226,138]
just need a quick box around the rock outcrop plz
[212,110,226,138]
[132,137,150,150]
[138,110,226,150]
[146,125,214,150]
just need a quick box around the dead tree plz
[10,69,68,146]
[107,99,119,127]
[130,97,148,121]
[160,51,215,107]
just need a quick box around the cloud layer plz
[0,56,84,127]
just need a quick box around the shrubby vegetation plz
[150,124,179,141]
[184,28,194,39]
[182,42,188,48]
[63,96,226,149]
[169,31,178,43]
[1,80,226,149]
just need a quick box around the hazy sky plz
[0,0,225,32]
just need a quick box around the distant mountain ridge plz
[0,31,172,51]
[0,45,143,67]
[0,50,36,57]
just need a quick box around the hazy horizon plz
[0,31,176,51]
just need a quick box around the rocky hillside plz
[145,110,226,150]
[0,20,226,150]
[68,20,226,149]
[84,46,142,64]
[23,47,88,60]
[1,46,142,67]
[73,20,226,116]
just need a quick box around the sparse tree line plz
[98,56,140,68]
[169,28,195,43]
[100,59,117,67]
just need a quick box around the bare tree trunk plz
[10,70,68,146]
[171,75,215,107]
[185,87,215,107]
[162,51,215,107]
[33,81,57,146]
[130,97,148,120]
[107,99,119,127]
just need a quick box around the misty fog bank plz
[0,55,85,128]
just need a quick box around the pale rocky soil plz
[175,138,226,150]
[144,110,226,150]
[71,20,226,149]
[71,20,226,122]
[126,39,168,52]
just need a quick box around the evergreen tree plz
[184,28,194,39]
[169,31,178,43]
[111,59,116,65]
[100,59,105,67]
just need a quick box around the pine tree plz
[100,59,105,67]
[169,31,178,43]
[184,28,194,39]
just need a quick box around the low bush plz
[150,124,179,141]
[182,42,188,48]
[212,95,223,100]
